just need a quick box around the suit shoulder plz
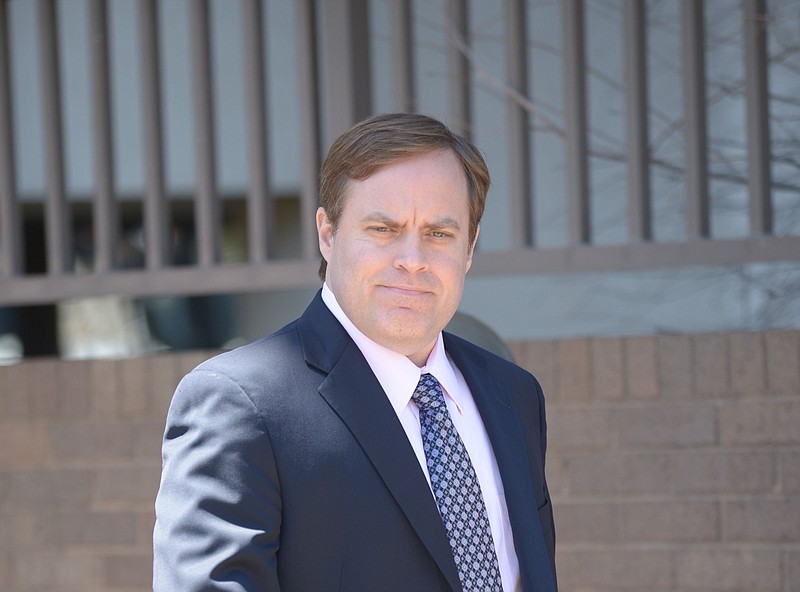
[444,331,537,385]
[188,319,307,387]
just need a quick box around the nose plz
[393,233,428,272]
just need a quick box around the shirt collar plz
[321,283,465,416]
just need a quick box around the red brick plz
[0,423,49,469]
[507,341,533,372]
[0,510,37,550]
[39,510,139,546]
[94,466,161,506]
[25,358,60,419]
[0,550,9,583]
[617,500,719,543]
[765,330,799,394]
[57,359,92,420]
[625,335,659,399]
[89,358,120,419]
[150,353,182,419]
[674,450,777,494]
[557,339,591,402]
[729,332,766,395]
[617,404,717,448]
[523,340,558,403]
[657,334,693,398]
[547,408,616,452]
[786,549,800,592]
[103,553,152,588]
[675,547,781,591]
[2,469,93,509]
[694,333,730,397]
[0,362,30,420]
[49,422,136,461]
[719,400,800,445]
[11,549,102,589]
[549,452,672,496]
[554,501,615,543]
[781,450,800,493]
[132,420,168,461]
[555,499,718,545]
[724,497,800,542]
[544,455,568,496]
[591,337,624,401]
[49,418,164,469]
[555,547,672,590]
[118,356,152,419]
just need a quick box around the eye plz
[429,230,451,239]
[368,225,392,233]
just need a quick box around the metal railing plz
[0,0,797,307]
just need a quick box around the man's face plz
[317,149,477,366]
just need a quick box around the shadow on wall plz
[447,311,515,362]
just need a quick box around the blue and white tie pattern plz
[412,373,503,592]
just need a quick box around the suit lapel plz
[298,294,462,591]
[297,294,556,591]
[445,334,557,592]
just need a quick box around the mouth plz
[378,285,434,297]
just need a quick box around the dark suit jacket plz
[153,291,557,591]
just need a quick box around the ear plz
[317,207,333,260]
[465,224,480,273]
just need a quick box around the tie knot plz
[412,373,445,412]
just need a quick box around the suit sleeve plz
[153,369,282,592]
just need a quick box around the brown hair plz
[318,112,490,280]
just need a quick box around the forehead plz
[342,149,470,215]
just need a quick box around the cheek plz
[344,243,391,271]
[436,249,472,276]
[329,244,383,288]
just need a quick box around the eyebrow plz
[360,212,462,231]
[361,212,397,225]
[427,217,462,231]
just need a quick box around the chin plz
[378,326,439,353]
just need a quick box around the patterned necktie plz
[412,373,503,592]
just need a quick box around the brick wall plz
[1,330,798,591]
[509,330,800,592]
[0,351,212,591]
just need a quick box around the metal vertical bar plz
[624,0,651,242]
[447,0,471,139]
[319,0,372,145]
[505,0,532,248]
[138,0,169,269]
[562,0,590,245]
[0,0,23,276]
[349,0,371,123]
[37,0,71,274]
[390,0,414,112]
[242,0,271,263]
[743,0,771,236]
[189,0,218,266]
[88,0,117,272]
[681,0,709,239]
[294,0,321,260]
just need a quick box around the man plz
[153,113,557,591]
